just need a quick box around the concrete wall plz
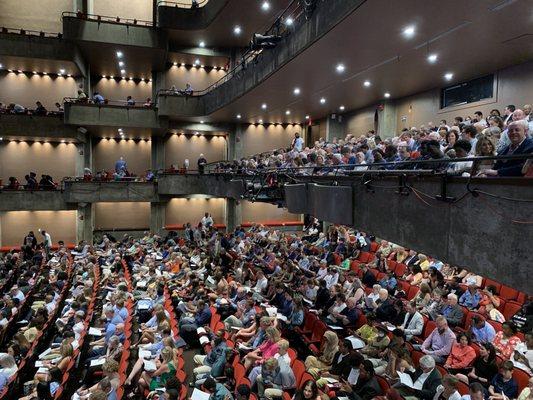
[241,124,303,157]
[93,78,152,103]
[0,210,76,246]
[92,0,152,21]
[241,201,299,224]
[0,0,71,32]
[94,202,150,230]
[165,65,227,92]
[0,141,77,183]
[164,134,226,168]
[93,138,151,174]
[0,73,78,109]
[165,197,226,227]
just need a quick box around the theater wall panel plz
[165,135,226,169]
[165,198,226,227]
[241,124,303,158]
[0,0,71,33]
[241,201,300,224]
[0,141,77,183]
[0,74,78,110]
[93,138,151,175]
[94,202,150,230]
[93,79,152,104]
[92,0,153,22]
[0,210,76,247]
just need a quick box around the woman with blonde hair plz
[472,136,496,175]
[243,327,281,369]
[138,347,177,393]
[304,330,339,376]
[36,341,73,381]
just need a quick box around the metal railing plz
[63,97,156,109]
[158,0,305,97]
[61,11,153,27]
[0,26,62,38]
[157,0,209,8]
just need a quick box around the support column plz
[151,135,165,172]
[76,203,94,244]
[152,0,157,25]
[150,202,166,236]
[75,136,92,176]
[228,123,244,161]
[377,101,398,139]
[226,199,242,232]
[325,114,345,142]
[152,71,166,102]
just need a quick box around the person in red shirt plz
[444,333,476,375]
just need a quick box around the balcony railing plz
[0,26,62,38]
[157,0,209,8]
[61,11,154,27]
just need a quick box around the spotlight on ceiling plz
[285,17,294,26]
[403,25,415,38]
[363,80,371,87]
[285,110,291,115]
[293,87,301,95]
[261,103,267,110]
[233,25,242,35]
[199,41,205,48]
[305,115,310,120]
[261,1,270,11]
[116,51,123,58]
[427,54,438,64]
[336,63,345,73]
[119,61,124,67]
[59,69,65,74]
[444,72,454,81]
[384,92,391,98]
[236,114,242,119]
[320,97,326,104]
[339,105,345,111]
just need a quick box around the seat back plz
[503,301,522,320]
[499,285,518,301]
[394,263,407,278]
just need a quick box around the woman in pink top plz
[243,327,281,369]
[445,333,477,374]
[493,322,522,360]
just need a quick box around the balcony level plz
[0,190,71,211]
[157,0,229,30]
[62,180,158,203]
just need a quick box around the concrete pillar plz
[152,0,157,25]
[152,71,166,101]
[226,199,242,232]
[76,203,94,244]
[73,0,88,13]
[325,114,345,142]
[228,124,244,161]
[75,136,92,176]
[378,101,398,139]
[150,202,166,235]
[151,135,165,172]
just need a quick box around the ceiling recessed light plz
[61,139,66,143]
[427,54,438,63]
[59,69,65,74]
[261,103,267,110]
[285,17,294,26]
[101,74,106,78]
[233,25,242,35]
[384,92,391,98]
[7,69,12,72]
[200,120,204,124]
[116,51,123,58]
[320,97,326,104]
[236,114,242,119]
[403,25,415,38]
[339,105,345,111]
[261,1,270,11]
[258,119,263,123]
[199,41,205,48]
[285,110,291,115]
[194,59,200,65]
[67,73,72,77]
[305,115,310,120]
[336,63,345,73]
[129,76,133,80]
[42,72,47,75]
[200,65,205,68]
[17,70,22,73]
[118,61,124,67]
[0,64,2,69]
[110,75,114,79]
[33,71,38,75]
[149,78,152,82]
[195,131,200,135]
[120,69,126,74]
[293,87,301,95]
[444,72,454,81]
[363,80,371,87]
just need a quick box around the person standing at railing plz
[115,156,127,174]
[291,132,304,152]
[198,154,207,174]
[126,96,135,106]
[182,83,193,96]
[93,91,104,105]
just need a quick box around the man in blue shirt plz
[470,316,496,343]
[115,157,127,174]
[93,91,105,104]
[459,285,482,310]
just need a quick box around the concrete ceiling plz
[166,0,292,48]
[0,55,81,76]
[196,0,533,123]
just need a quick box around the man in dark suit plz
[481,120,533,177]
[395,354,442,400]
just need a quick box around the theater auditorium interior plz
[0,0,532,399]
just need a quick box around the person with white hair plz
[483,119,533,177]
[197,153,207,174]
[394,354,442,400]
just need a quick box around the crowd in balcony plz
[2,215,530,399]
[0,101,64,116]
[2,173,58,191]
[212,105,533,177]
